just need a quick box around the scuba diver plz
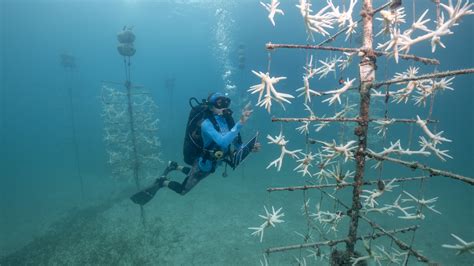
[131,92,259,206]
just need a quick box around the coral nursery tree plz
[101,27,162,223]
[249,0,473,265]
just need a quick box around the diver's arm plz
[201,119,243,148]
[232,136,242,150]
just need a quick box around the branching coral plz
[373,119,395,137]
[318,139,357,162]
[260,0,284,26]
[266,132,302,171]
[327,0,358,40]
[296,55,321,104]
[403,9,431,37]
[338,52,355,71]
[400,0,474,53]
[386,67,455,106]
[413,77,455,106]
[310,203,344,233]
[294,152,316,177]
[416,115,451,145]
[296,104,316,135]
[369,139,430,157]
[419,136,453,161]
[442,234,474,255]
[376,7,406,36]
[376,28,411,63]
[249,70,293,113]
[314,56,341,80]
[402,191,442,215]
[352,240,407,266]
[322,78,356,105]
[248,206,285,242]
[296,0,334,40]
[361,179,398,208]
[326,163,355,186]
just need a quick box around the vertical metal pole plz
[67,71,85,199]
[126,85,140,190]
[346,0,375,255]
[123,56,146,225]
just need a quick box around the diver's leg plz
[160,161,179,178]
[155,161,192,187]
[130,161,191,205]
[166,161,209,195]
[166,179,187,194]
[159,161,191,181]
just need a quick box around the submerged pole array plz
[101,27,161,192]
[61,53,85,199]
[247,0,474,264]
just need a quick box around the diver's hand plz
[252,142,261,153]
[240,102,253,124]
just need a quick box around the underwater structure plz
[60,53,84,199]
[60,53,77,70]
[101,27,161,190]
[249,0,473,264]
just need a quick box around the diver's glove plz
[240,102,253,124]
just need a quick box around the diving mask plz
[208,92,231,109]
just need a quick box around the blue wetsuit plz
[199,115,243,172]
[166,114,242,195]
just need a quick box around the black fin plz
[130,183,162,206]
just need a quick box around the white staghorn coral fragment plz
[326,163,354,185]
[414,77,455,106]
[373,119,395,137]
[402,191,442,215]
[376,28,410,63]
[369,139,430,157]
[296,0,334,40]
[404,9,431,37]
[260,0,284,26]
[266,132,302,171]
[376,7,406,36]
[296,104,316,135]
[361,179,398,208]
[350,239,382,265]
[327,0,358,40]
[384,194,415,216]
[398,212,425,220]
[296,55,321,104]
[248,206,285,242]
[322,78,356,105]
[392,81,417,103]
[419,136,453,161]
[400,0,474,54]
[432,77,455,92]
[362,205,395,216]
[294,152,316,177]
[249,70,293,113]
[338,52,355,71]
[318,139,357,162]
[442,234,474,255]
[296,121,311,135]
[314,56,340,79]
[370,140,401,157]
[310,203,344,233]
[416,115,451,145]
[376,246,407,264]
[390,67,434,104]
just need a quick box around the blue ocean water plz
[0,0,473,265]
